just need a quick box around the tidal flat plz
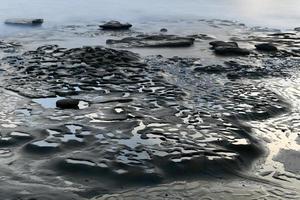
[0,2,299,199]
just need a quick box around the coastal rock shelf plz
[0,41,297,199]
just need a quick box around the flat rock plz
[214,46,250,56]
[255,43,278,51]
[209,40,250,56]
[100,20,132,30]
[209,41,238,49]
[106,34,195,48]
[4,18,44,26]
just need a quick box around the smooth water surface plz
[0,0,299,36]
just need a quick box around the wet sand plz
[0,19,299,199]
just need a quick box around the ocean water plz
[0,0,299,36]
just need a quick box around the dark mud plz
[0,19,299,199]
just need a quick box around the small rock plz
[56,99,80,109]
[5,18,44,26]
[160,28,168,32]
[100,20,132,30]
[209,40,250,56]
[209,41,238,49]
[255,43,278,51]
[294,27,300,32]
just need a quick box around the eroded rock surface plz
[0,43,296,199]
[1,22,300,198]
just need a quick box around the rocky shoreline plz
[0,19,299,199]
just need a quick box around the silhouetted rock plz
[100,20,132,30]
[56,99,80,109]
[255,43,278,51]
[160,28,168,32]
[5,18,43,26]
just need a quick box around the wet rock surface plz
[0,19,299,199]
[0,43,297,198]
[209,40,250,56]
[4,18,44,26]
[106,34,195,48]
[255,43,278,51]
[100,20,132,30]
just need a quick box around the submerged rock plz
[209,40,250,56]
[255,43,278,51]
[99,20,132,30]
[106,34,195,48]
[188,34,216,40]
[4,18,44,26]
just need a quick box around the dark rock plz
[268,32,296,36]
[5,18,44,26]
[160,28,168,32]
[295,27,300,32]
[292,48,300,54]
[209,41,238,49]
[255,43,278,51]
[99,20,132,30]
[194,64,225,73]
[214,46,250,56]
[209,41,250,56]
[106,34,194,48]
[227,72,240,80]
[56,99,80,109]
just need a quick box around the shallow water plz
[0,0,300,37]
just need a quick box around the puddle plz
[33,96,89,109]
[31,140,60,148]
[32,96,64,109]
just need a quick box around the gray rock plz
[209,41,238,49]
[100,20,132,30]
[106,34,195,48]
[255,43,278,51]
[209,40,250,56]
[5,18,43,26]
